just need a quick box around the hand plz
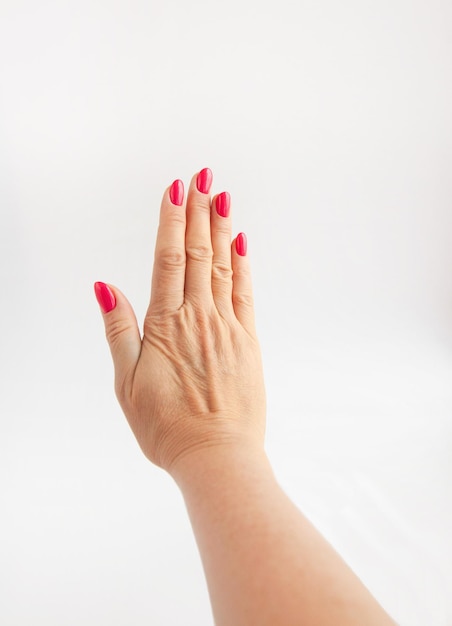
[94,168,266,475]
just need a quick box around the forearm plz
[171,444,396,626]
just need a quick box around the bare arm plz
[170,443,396,626]
[95,168,397,626]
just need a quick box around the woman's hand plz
[94,168,398,626]
[94,168,266,475]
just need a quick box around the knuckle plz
[105,317,130,346]
[232,263,249,278]
[212,260,233,281]
[166,207,186,225]
[157,246,186,270]
[143,313,169,336]
[186,243,213,262]
[232,291,254,308]
[214,219,231,235]
[191,198,211,214]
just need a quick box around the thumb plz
[94,281,142,397]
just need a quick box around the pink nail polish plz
[216,192,230,217]
[236,233,247,256]
[196,168,213,194]
[169,179,184,206]
[94,282,116,313]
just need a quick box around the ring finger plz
[210,190,234,320]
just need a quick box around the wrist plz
[168,439,271,492]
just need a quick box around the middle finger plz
[184,168,214,306]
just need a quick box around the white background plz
[1,1,451,624]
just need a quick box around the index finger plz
[148,179,186,316]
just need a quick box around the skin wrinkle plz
[97,169,396,625]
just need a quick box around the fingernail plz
[169,179,184,206]
[236,233,247,256]
[216,192,230,218]
[196,168,213,194]
[94,282,116,313]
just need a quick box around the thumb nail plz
[94,282,116,313]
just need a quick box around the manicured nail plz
[216,192,230,218]
[196,168,213,194]
[94,282,116,313]
[169,179,184,206]
[236,233,247,256]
